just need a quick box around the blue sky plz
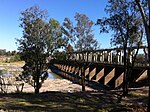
[0,0,111,51]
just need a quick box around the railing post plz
[102,51,105,62]
[108,51,112,63]
[76,53,79,60]
[89,52,92,62]
[93,52,97,62]
[120,51,123,64]
[99,52,102,62]
[117,52,120,63]
[86,53,88,61]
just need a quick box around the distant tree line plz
[0,49,21,62]
[0,49,17,56]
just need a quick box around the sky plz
[0,0,112,51]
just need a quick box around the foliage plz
[52,50,66,60]
[46,18,66,54]
[0,49,6,56]
[0,49,17,56]
[6,54,21,63]
[62,12,98,52]
[135,54,145,64]
[17,6,65,94]
[97,0,145,48]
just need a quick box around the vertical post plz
[88,53,90,61]
[85,52,87,61]
[84,52,86,61]
[94,53,97,62]
[100,52,102,62]
[102,51,105,62]
[120,51,123,64]
[110,51,113,63]
[108,51,112,63]
[117,52,120,63]
[92,52,94,62]
[129,50,132,63]
[97,52,100,62]
[76,53,78,60]
[87,52,89,62]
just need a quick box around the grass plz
[0,91,103,112]
[0,90,148,112]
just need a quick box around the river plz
[48,72,62,79]
[0,70,62,79]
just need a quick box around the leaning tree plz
[17,6,65,94]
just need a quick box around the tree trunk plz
[35,86,39,94]
[123,44,128,96]
[35,71,40,94]
[35,50,40,94]
[81,65,85,91]
[80,52,86,92]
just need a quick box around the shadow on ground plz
[0,90,148,112]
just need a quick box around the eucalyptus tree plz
[17,6,65,94]
[96,0,147,96]
[62,13,98,52]
[62,13,98,91]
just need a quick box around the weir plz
[49,46,149,90]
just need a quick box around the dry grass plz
[0,86,148,112]
[0,61,25,66]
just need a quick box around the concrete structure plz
[51,46,149,90]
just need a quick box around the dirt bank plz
[3,78,93,93]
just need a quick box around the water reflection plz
[48,72,62,79]
[0,70,14,77]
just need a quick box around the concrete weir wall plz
[51,60,148,90]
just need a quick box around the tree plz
[46,18,66,54]
[96,0,146,96]
[134,0,150,111]
[62,13,98,91]
[0,49,6,56]
[17,6,65,94]
[62,13,98,51]
[52,50,66,60]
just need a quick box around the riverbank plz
[3,78,93,93]
[0,62,148,111]
[0,61,92,93]
[0,61,24,76]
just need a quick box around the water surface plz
[48,72,62,79]
[0,69,62,79]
